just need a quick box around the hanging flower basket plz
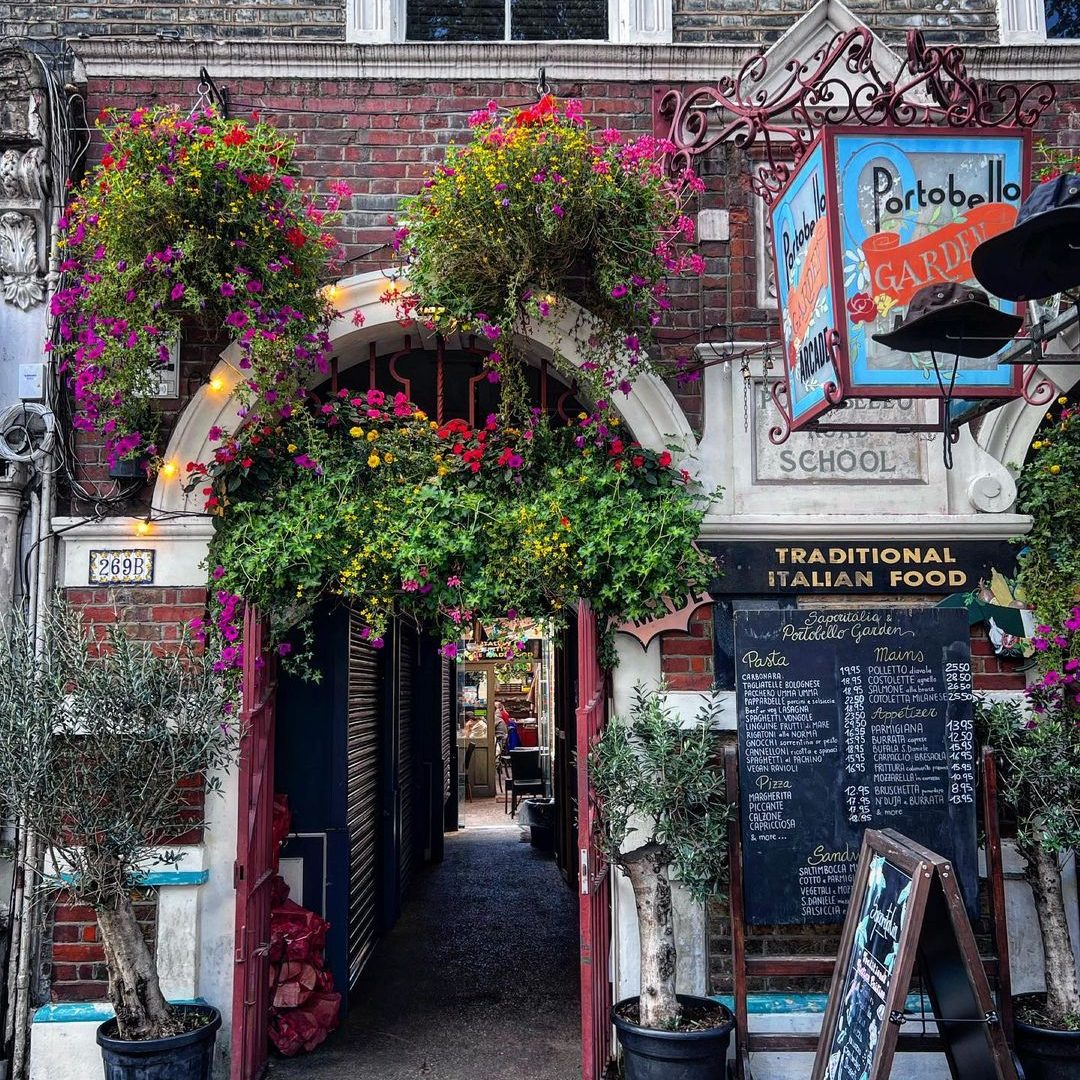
[389,95,704,417]
[52,105,347,465]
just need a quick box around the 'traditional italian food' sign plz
[770,128,1029,431]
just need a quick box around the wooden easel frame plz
[724,746,1014,1080]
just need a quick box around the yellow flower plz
[367,430,379,442]
[437,465,449,477]
[1050,464,1062,474]
[1059,396,1069,405]
[1033,440,1044,449]
[349,426,364,439]
[287,443,297,453]
[368,453,381,468]
[413,410,427,420]
[383,453,394,464]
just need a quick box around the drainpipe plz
[0,465,29,615]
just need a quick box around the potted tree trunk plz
[977,610,1080,1080]
[589,683,733,1080]
[0,602,236,1080]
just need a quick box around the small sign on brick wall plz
[88,549,155,586]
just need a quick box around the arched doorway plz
[155,272,695,1080]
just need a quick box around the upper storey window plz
[346,0,671,44]
[407,0,608,41]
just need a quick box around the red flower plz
[223,126,252,148]
[245,174,272,194]
[515,94,557,127]
[632,455,644,467]
[284,227,306,248]
[241,457,253,468]
[847,291,877,325]
[609,438,624,456]
[658,451,672,468]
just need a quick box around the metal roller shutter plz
[441,657,452,804]
[397,625,417,897]
[347,610,381,988]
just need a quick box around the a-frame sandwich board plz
[811,828,1017,1080]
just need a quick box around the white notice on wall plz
[752,381,930,485]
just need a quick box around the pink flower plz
[441,643,459,659]
[447,575,462,587]
[170,282,185,302]
[610,284,628,299]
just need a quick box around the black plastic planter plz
[1015,1017,1080,1080]
[97,1006,221,1080]
[612,995,734,1080]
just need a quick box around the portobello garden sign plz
[769,128,1028,433]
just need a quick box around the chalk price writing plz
[88,549,155,586]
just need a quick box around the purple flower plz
[440,643,458,659]
[170,282,185,302]
[212,565,225,580]
[610,284,628,299]
[220,282,235,297]
[278,642,293,657]
[551,204,564,218]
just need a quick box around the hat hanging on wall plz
[971,173,1080,302]
[872,281,1023,358]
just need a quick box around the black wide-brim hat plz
[972,173,1080,301]
[873,281,1022,358]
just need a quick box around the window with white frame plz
[346,0,671,43]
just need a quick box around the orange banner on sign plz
[789,216,829,344]
[861,202,1017,308]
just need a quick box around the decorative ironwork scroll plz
[659,29,1055,202]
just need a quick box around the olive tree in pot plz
[590,684,732,1080]
[977,610,1080,1080]
[0,603,236,1080]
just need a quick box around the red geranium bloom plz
[284,227,307,248]
[223,126,252,148]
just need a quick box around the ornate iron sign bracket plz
[658,29,1055,203]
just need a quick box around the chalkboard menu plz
[735,607,976,925]
[821,852,912,1079]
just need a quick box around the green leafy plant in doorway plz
[193,391,718,676]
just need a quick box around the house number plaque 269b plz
[88,549,156,585]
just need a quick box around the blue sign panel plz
[770,142,841,426]
[833,132,1025,392]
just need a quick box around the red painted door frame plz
[231,603,613,1079]
[231,608,277,1080]
[576,601,613,1080]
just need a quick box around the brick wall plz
[0,1,345,43]
[48,890,157,1002]
[0,1,1001,46]
[673,0,1000,45]
[63,585,209,646]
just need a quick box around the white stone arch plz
[156,270,697,513]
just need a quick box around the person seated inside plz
[469,714,488,742]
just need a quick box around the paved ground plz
[269,819,580,1080]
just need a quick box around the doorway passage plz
[269,824,580,1080]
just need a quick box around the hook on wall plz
[536,67,551,100]
[196,67,229,119]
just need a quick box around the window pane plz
[511,0,607,40]
[1045,0,1080,37]
[407,0,504,40]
